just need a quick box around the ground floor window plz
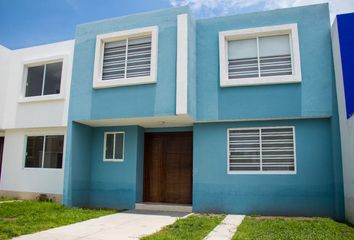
[104,132,124,162]
[25,135,64,169]
[228,126,296,174]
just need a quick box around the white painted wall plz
[332,19,354,224]
[0,128,66,194]
[2,40,74,129]
[0,45,11,130]
[0,40,74,196]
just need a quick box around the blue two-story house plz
[63,3,344,219]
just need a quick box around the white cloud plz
[170,0,354,20]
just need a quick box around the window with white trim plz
[219,24,302,87]
[104,132,124,161]
[25,62,63,97]
[228,127,296,173]
[25,135,64,169]
[93,26,158,88]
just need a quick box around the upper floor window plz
[93,26,158,89]
[25,62,63,97]
[25,135,64,169]
[219,24,302,87]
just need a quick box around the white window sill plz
[18,94,65,103]
[228,171,296,175]
[23,167,63,171]
[93,76,156,89]
[103,159,124,162]
[221,75,301,87]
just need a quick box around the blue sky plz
[1,0,353,49]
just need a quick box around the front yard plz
[0,200,116,240]
[0,200,353,240]
[233,216,354,240]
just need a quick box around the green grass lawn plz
[233,216,354,240]
[141,214,225,240]
[0,200,116,240]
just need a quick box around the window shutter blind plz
[227,34,293,80]
[102,35,152,80]
[261,127,295,171]
[228,127,295,173]
[127,37,152,78]
[259,35,292,77]
[228,38,258,79]
[102,40,127,80]
[229,129,261,171]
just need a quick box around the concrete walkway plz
[204,215,245,240]
[13,210,189,240]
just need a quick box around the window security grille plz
[228,127,295,173]
[228,35,292,79]
[102,36,152,80]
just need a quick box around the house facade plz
[62,3,344,219]
[0,41,74,201]
[332,12,354,224]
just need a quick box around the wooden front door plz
[0,137,4,180]
[143,132,192,204]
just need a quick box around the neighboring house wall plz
[332,13,354,224]
[2,41,74,129]
[0,41,74,199]
[0,128,66,195]
[0,46,11,131]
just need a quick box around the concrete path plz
[204,215,245,240]
[13,210,189,240]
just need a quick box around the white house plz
[0,40,74,202]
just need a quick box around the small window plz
[25,62,63,97]
[104,132,124,161]
[25,135,64,169]
[219,24,301,87]
[228,127,296,174]
[93,26,158,88]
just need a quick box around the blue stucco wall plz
[89,126,143,209]
[64,124,145,209]
[68,7,189,122]
[63,122,93,207]
[193,119,344,219]
[196,4,334,121]
[337,13,354,119]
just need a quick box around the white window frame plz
[219,24,302,87]
[23,134,65,170]
[227,126,297,175]
[19,55,68,103]
[103,132,125,162]
[93,26,158,89]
